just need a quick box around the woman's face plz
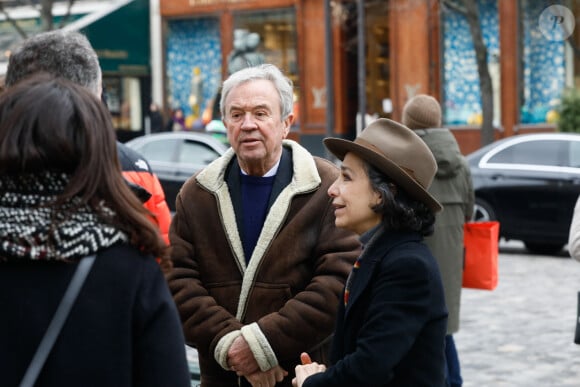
[328,152,382,235]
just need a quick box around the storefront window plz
[519,0,566,124]
[233,9,297,81]
[233,8,299,127]
[442,0,499,126]
[164,10,298,130]
[166,18,222,129]
[103,76,142,131]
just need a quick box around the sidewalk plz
[455,244,580,386]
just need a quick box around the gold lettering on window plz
[96,50,129,59]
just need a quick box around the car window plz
[569,141,580,168]
[179,140,222,165]
[137,138,179,163]
[488,140,565,166]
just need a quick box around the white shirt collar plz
[240,159,281,177]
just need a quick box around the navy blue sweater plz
[240,173,275,262]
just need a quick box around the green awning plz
[68,0,150,75]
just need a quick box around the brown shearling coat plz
[168,140,361,386]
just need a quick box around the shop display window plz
[233,8,297,81]
[442,0,499,126]
[103,76,142,131]
[519,0,566,124]
[233,8,300,127]
[165,17,222,129]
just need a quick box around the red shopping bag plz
[462,221,500,290]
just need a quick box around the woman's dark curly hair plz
[365,162,435,236]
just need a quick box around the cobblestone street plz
[456,242,580,386]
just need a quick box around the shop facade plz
[160,0,348,156]
[438,0,566,153]
[159,0,570,155]
[0,0,153,142]
[79,0,153,142]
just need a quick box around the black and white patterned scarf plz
[0,172,127,261]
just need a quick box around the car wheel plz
[473,198,496,222]
[523,242,564,255]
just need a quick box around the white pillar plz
[150,0,163,108]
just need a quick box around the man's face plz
[223,79,293,176]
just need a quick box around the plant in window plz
[557,88,580,133]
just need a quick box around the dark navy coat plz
[304,229,448,387]
[0,244,191,387]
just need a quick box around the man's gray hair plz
[5,30,102,96]
[220,64,294,121]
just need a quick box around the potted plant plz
[557,88,580,132]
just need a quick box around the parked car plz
[126,132,229,211]
[185,345,200,385]
[466,132,580,254]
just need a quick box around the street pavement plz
[455,241,580,387]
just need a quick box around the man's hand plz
[246,365,288,387]
[227,335,260,376]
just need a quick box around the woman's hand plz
[292,352,326,387]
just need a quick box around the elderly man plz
[167,64,360,387]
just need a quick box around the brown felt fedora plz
[324,118,442,212]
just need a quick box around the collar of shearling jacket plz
[196,139,321,193]
[196,139,322,319]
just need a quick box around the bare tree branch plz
[441,0,494,145]
[39,0,53,30]
[58,0,76,28]
[567,35,580,58]
[441,0,467,16]
[0,3,28,38]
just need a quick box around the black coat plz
[303,230,448,387]
[0,244,191,387]
[149,111,164,133]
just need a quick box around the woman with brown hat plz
[293,118,448,387]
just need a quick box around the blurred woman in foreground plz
[0,74,190,387]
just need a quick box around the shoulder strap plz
[19,254,96,387]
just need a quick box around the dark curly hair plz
[365,162,435,236]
